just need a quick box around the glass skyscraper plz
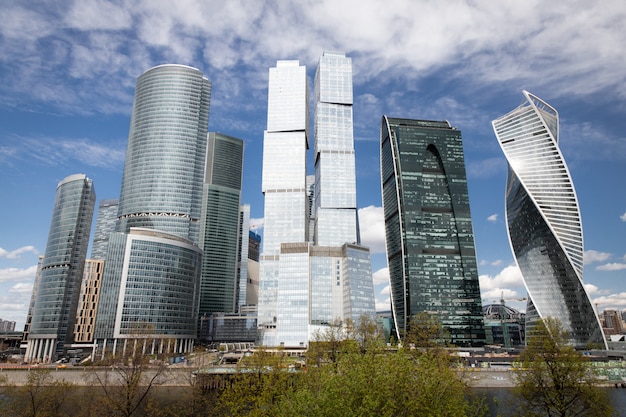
[258,53,375,348]
[314,51,358,246]
[91,199,118,260]
[492,91,605,348]
[117,64,211,245]
[198,132,244,319]
[258,60,309,346]
[94,65,210,357]
[25,174,95,362]
[380,117,485,347]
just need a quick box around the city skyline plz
[1,2,625,329]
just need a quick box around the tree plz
[513,317,613,417]
[3,368,75,417]
[215,347,300,416]
[84,347,169,417]
[404,312,450,350]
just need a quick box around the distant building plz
[198,132,244,317]
[492,91,606,349]
[25,174,96,362]
[90,199,119,260]
[94,65,210,357]
[380,117,485,347]
[74,259,104,343]
[0,319,16,332]
[236,205,252,312]
[482,304,526,347]
[601,310,624,336]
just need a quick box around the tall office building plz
[258,53,375,348]
[91,199,119,260]
[198,132,244,317]
[258,60,309,345]
[492,91,605,348]
[236,204,252,311]
[380,117,485,347]
[74,259,105,343]
[314,51,358,246]
[25,174,95,362]
[94,65,210,357]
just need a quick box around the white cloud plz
[584,283,600,295]
[591,292,626,311]
[584,250,612,265]
[596,263,626,271]
[5,135,126,170]
[65,0,133,31]
[0,282,33,326]
[379,284,390,296]
[358,205,386,254]
[481,288,523,304]
[372,267,389,286]
[249,217,264,232]
[479,265,524,292]
[375,295,391,312]
[621,212,626,222]
[1,2,624,122]
[487,213,498,222]
[0,265,38,283]
[0,246,38,259]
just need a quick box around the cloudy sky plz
[1,0,625,329]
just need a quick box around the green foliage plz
[216,319,486,417]
[513,318,613,417]
[404,312,451,349]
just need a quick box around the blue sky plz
[1,1,625,329]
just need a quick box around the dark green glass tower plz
[380,117,485,347]
[198,132,244,317]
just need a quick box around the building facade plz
[198,132,244,318]
[492,90,605,348]
[380,117,485,347]
[94,65,211,357]
[25,174,96,362]
[258,60,310,345]
[258,53,375,348]
[116,65,210,245]
[313,51,358,246]
[91,199,119,260]
[74,259,105,343]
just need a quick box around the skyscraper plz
[94,65,210,357]
[314,51,358,246]
[258,53,375,348]
[198,132,244,317]
[258,60,309,346]
[25,174,95,362]
[380,117,485,347]
[90,199,119,260]
[492,90,605,348]
[117,65,210,244]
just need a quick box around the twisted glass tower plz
[492,91,605,348]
